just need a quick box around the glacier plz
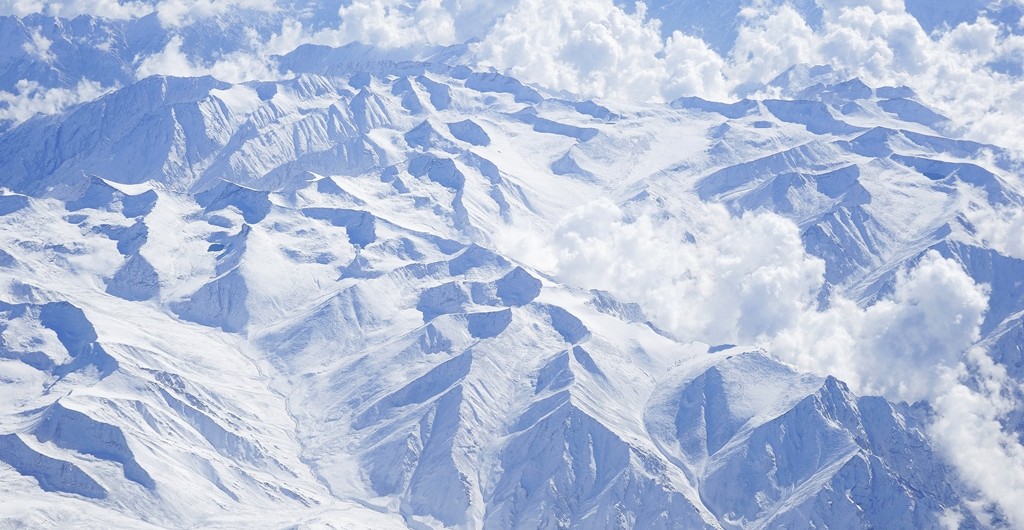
[1,3,1024,529]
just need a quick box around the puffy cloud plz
[727,4,1024,152]
[546,200,825,343]
[501,196,1008,519]
[262,17,311,56]
[2,0,1023,522]
[134,35,197,78]
[0,78,112,127]
[474,0,668,101]
[662,31,730,100]
[772,250,989,401]
[0,0,41,16]
[468,0,1024,154]
[154,0,277,27]
[332,0,457,49]
[817,0,905,13]
[296,0,515,49]
[9,0,1024,156]
[930,348,1024,528]
[470,0,734,101]
[0,0,276,24]
[728,4,821,86]
[495,202,813,332]
[135,35,280,83]
[21,28,55,62]
[966,204,1024,258]
[500,198,988,404]
[0,0,151,19]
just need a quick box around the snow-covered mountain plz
[2,3,1024,529]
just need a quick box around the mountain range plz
[1,2,1023,529]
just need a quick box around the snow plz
[0,9,1022,529]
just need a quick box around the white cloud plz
[662,31,730,100]
[263,17,311,56]
[500,198,988,404]
[466,0,1024,154]
[499,196,1014,520]
[938,507,965,530]
[470,0,731,102]
[135,35,197,78]
[0,0,151,19]
[21,28,55,62]
[498,202,785,328]
[473,0,668,101]
[8,0,1023,156]
[0,0,276,25]
[319,0,517,49]
[930,347,1024,528]
[2,0,1023,522]
[772,250,989,401]
[135,34,280,83]
[546,199,826,343]
[735,4,1024,152]
[154,0,277,27]
[0,78,112,127]
[728,4,821,86]
[966,204,1024,258]
[0,0,42,17]
[333,0,457,49]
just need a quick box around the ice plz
[404,120,454,151]
[534,350,574,393]
[408,155,466,190]
[391,77,424,114]
[417,75,453,111]
[65,177,158,217]
[170,270,249,332]
[417,282,469,321]
[36,302,118,378]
